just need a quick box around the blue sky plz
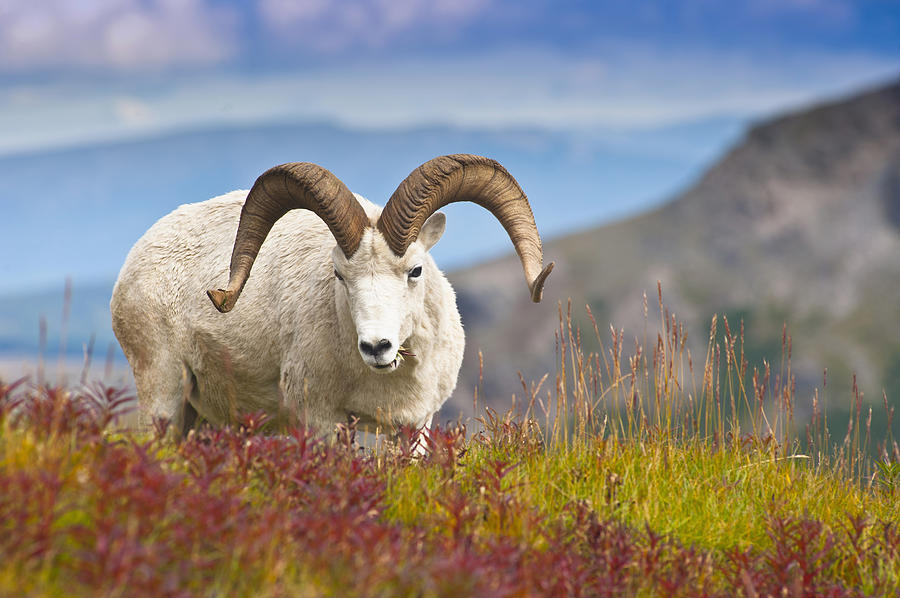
[0,0,897,155]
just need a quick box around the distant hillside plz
[446,79,900,423]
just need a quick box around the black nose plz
[359,338,393,358]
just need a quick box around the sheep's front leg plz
[412,414,434,457]
[133,359,196,438]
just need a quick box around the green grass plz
[2,291,899,596]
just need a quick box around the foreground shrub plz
[2,381,899,597]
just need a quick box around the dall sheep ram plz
[111,154,553,438]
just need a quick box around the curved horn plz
[207,162,368,313]
[377,154,554,302]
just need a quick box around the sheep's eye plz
[334,268,344,281]
[408,265,423,279]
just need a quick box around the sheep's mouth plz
[371,345,415,373]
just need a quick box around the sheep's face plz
[332,212,445,374]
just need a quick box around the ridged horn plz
[207,162,368,313]
[377,154,554,302]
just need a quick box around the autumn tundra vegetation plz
[2,288,899,597]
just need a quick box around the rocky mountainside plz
[444,79,900,420]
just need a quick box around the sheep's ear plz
[418,212,445,251]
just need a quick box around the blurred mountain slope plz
[445,79,900,419]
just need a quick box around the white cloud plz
[0,0,239,72]
[0,43,896,155]
[183,45,894,129]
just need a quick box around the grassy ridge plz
[2,295,899,596]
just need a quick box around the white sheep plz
[111,154,553,438]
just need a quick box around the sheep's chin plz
[370,358,400,374]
